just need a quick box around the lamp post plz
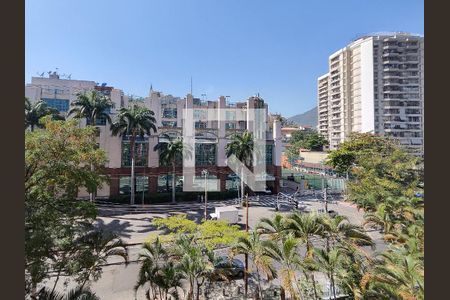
[202,169,208,220]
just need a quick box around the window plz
[226,173,239,191]
[121,136,149,167]
[266,144,273,165]
[119,176,148,195]
[195,143,216,166]
[161,121,177,127]
[86,116,108,126]
[157,175,183,192]
[42,98,70,112]
[225,122,236,130]
[162,108,177,119]
[195,121,207,129]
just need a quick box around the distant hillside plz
[287,106,318,127]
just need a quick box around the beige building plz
[317,33,424,155]
[25,74,282,198]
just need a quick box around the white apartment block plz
[317,33,424,154]
[25,74,282,198]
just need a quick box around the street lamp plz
[202,169,208,220]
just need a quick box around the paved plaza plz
[44,186,385,299]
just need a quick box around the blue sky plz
[25,0,423,117]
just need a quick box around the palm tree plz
[265,233,303,300]
[111,104,157,205]
[285,212,323,299]
[154,134,192,203]
[285,212,322,259]
[73,230,129,290]
[314,247,345,300]
[365,248,424,300]
[68,90,113,126]
[225,131,254,203]
[172,235,214,300]
[231,231,276,299]
[135,238,183,300]
[68,91,113,202]
[256,213,287,241]
[319,214,374,251]
[25,98,62,131]
[36,286,99,300]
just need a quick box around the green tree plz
[36,286,100,300]
[154,134,192,203]
[314,247,345,300]
[25,98,63,131]
[326,133,421,210]
[265,233,303,300]
[68,90,114,201]
[68,90,113,126]
[231,231,276,299]
[111,104,157,204]
[225,131,254,203]
[256,213,287,241]
[289,130,328,151]
[25,118,107,297]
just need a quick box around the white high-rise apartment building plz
[317,33,424,155]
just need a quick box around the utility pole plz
[244,193,249,298]
[202,169,208,220]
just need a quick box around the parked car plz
[211,257,245,281]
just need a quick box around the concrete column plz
[148,175,157,194]
[273,120,282,167]
[217,96,227,167]
[148,135,159,167]
[109,176,120,197]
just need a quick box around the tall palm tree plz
[154,134,192,203]
[68,91,113,201]
[172,235,214,300]
[25,98,62,131]
[265,233,303,300]
[111,105,157,205]
[225,131,254,203]
[231,231,276,299]
[73,230,129,290]
[314,247,345,300]
[319,215,374,251]
[135,238,183,300]
[256,213,287,241]
[285,212,323,299]
[68,90,113,126]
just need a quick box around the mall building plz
[25,73,283,198]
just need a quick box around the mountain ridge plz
[287,106,318,127]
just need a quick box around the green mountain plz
[287,106,317,127]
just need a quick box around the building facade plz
[317,33,424,154]
[25,74,282,198]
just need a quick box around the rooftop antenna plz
[190,76,193,95]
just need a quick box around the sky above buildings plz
[25,0,423,117]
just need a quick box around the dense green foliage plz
[289,130,328,151]
[25,118,128,298]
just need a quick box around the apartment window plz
[119,176,149,195]
[405,109,421,114]
[195,143,216,166]
[162,108,177,119]
[121,136,149,167]
[86,115,108,126]
[194,109,207,120]
[161,121,177,127]
[42,98,70,112]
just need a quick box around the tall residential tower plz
[317,33,424,154]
